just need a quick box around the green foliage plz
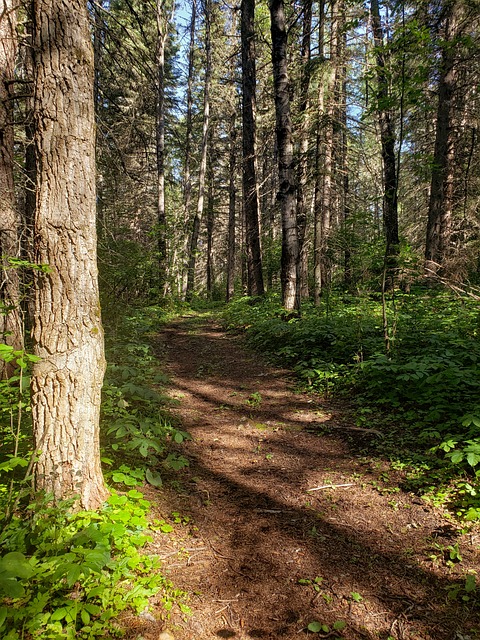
[223,290,480,519]
[102,306,191,482]
[0,490,185,639]
[0,304,191,638]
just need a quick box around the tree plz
[370,0,400,277]
[185,0,212,300]
[31,0,107,510]
[424,0,459,276]
[241,0,264,297]
[269,0,300,311]
[0,0,22,378]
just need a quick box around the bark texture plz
[0,0,22,377]
[31,0,107,510]
[270,0,300,311]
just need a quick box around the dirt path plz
[130,314,479,640]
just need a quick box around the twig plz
[327,424,383,436]
[307,483,355,492]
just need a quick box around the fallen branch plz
[306,483,355,492]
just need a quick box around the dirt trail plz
[129,314,479,640]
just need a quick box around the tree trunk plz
[226,111,237,302]
[186,0,211,301]
[296,0,312,299]
[370,0,400,276]
[31,0,107,510]
[425,0,458,277]
[269,0,300,312]
[181,0,196,297]
[156,0,172,296]
[0,0,22,378]
[241,0,264,297]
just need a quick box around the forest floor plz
[124,312,480,640]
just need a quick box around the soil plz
[124,313,480,640]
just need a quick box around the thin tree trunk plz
[226,111,237,302]
[241,0,264,297]
[31,0,107,510]
[156,0,172,295]
[296,0,312,299]
[269,0,300,312]
[186,0,211,301]
[313,0,326,305]
[370,0,400,276]
[0,0,22,378]
[181,0,196,297]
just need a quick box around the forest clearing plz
[1,0,480,638]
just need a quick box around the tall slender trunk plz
[0,0,22,378]
[226,111,237,302]
[186,0,211,300]
[269,0,300,312]
[313,0,326,305]
[31,0,107,510]
[371,0,400,275]
[425,0,458,277]
[156,1,172,295]
[181,0,196,297]
[296,0,312,299]
[206,151,214,299]
[241,0,264,297]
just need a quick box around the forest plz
[0,0,480,638]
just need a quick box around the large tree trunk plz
[241,0,264,297]
[31,0,107,510]
[269,0,300,312]
[0,0,22,378]
[425,0,459,277]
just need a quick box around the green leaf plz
[0,578,24,598]
[0,552,34,579]
[145,468,163,487]
[350,592,363,602]
[466,452,480,467]
[307,621,322,633]
[174,432,184,444]
[81,608,91,626]
[66,564,83,587]
[465,574,476,593]
[0,606,7,628]
[333,620,346,630]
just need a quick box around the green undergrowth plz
[223,289,480,520]
[0,304,190,639]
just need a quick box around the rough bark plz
[269,0,300,312]
[241,0,264,297]
[31,0,107,510]
[0,0,22,378]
